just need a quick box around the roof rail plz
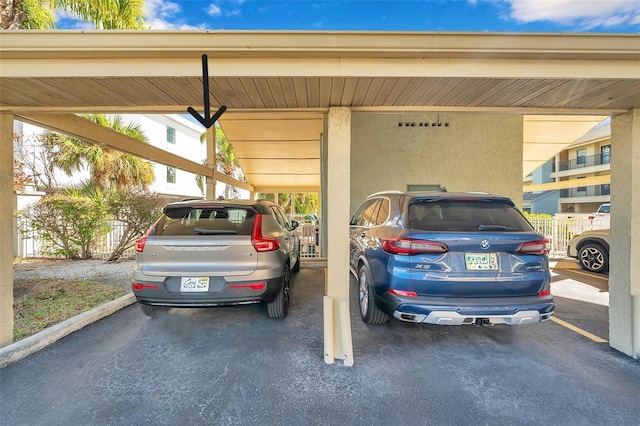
[367,190,405,197]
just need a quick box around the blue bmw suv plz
[349,191,554,325]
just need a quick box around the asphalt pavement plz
[1,265,639,426]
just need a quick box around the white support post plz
[610,109,640,359]
[205,126,216,200]
[323,107,354,366]
[0,113,15,347]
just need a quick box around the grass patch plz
[13,278,126,341]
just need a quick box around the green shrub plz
[20,194,109,259]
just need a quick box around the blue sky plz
[58,0,640,32]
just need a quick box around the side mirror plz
[290,220,299,230]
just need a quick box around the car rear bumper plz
[379,293,555,325]
[132,275,283,307]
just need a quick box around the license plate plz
[465,253,498,270]
[180,277,210,292]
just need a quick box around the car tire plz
[358,264,389,325]
[267,264,290,318]
[140,304,159,318]
[291,244,301,273]
[578,243,609,273]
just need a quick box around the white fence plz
[526,216,609,257]
[16,220,322,260]
[16,219,136,260]
[15,217,603,260]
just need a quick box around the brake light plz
[382,238,448,255]
[251,214,280,252]
[135,236,147,253]
[516,239,549,255]
[538,289,551,297]
[229,283,266,290]
[132,283,159,291]
[135,218,161,253]
[389,289,418,297]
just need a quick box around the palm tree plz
[1,0,145,30]
[52,114,154,192]
[197,126,245,198]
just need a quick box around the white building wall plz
[15,114,231,200]
[350,113,523,210]
[119,114,207,199]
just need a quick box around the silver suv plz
[132,199,301,318]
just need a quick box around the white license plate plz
[180,277,210,292]
[465,253,498,270]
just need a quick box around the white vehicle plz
[567,229,610,273]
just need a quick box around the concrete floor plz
[1,267,639,426]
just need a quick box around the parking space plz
[1,266,638,425]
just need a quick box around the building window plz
[601,145,611,165]
[576,149,586,165]
[577,176,586,192]
[167,126,176,144]
[166,166,176,183]
[601,184,610,195]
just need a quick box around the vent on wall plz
[398,115,450,128]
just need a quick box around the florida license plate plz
[465,253,498,270]
[180,277,210,292]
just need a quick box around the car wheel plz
[578,243,609,273]
[291,244,301,273]
[267,264,290,318]
[140,304,159,318]
[358,265,388,325]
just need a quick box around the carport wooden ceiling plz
[1,31,639,191]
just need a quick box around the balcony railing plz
[560,184,610,198]
[552,153,610,172]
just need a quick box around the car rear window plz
[156,206,256,236]
[408,200,533,232]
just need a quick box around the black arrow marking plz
[188,54,226,129]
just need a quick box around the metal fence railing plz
[15,217,604,261]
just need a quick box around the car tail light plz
[132,283,159,291]
[382,238,448,255]
[388,289,418,297]
[516,239,549,255]
[251,214,280,252]
[134,236,147,253]
[135,218,161,253]
[229,283,266,290]
[538,289,551,297]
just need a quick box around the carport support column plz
[205,126,216,200]
[610,109,640,359]
[323,107,354,366]
[0,113,14,347]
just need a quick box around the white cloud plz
[144,0,203,30]
[501,0,640,29]
[208,4,222,17]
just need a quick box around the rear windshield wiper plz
[477,224,519,231]
[194,228,237,235]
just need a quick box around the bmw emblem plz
[480,240,491,249]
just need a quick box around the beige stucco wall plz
[350,113,523,212]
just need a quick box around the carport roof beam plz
[17,113,254,192]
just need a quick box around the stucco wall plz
[350,113,523,212]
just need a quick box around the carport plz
[1,31,639,362]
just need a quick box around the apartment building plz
[524,119,611,214]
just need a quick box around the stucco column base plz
[0,113,15,347]
[323,107,354,366]
[610,109,640,359]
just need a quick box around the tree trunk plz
[1,0,24,30]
